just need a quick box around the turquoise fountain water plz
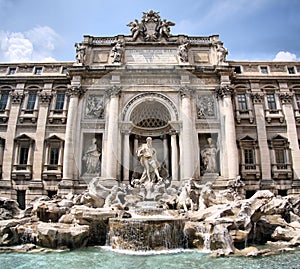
[1,247,300,269]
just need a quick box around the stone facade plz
[0,11,300,208]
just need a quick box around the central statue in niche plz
[137,137,163,184]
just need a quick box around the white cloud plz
[273,51,297,61]
[0,26,59,62]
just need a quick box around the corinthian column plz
[217,85,238,178]
[180,86,196,179]
[104,86,121,179]
[61,77,83,192]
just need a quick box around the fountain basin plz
[108,217,186,251]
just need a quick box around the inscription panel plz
[125,49,178,64]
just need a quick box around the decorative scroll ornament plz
[215,85,233,99]
[127,10,175,42]
[279,93,293,104]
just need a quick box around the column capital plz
[251,92,264,104]
[106,85,122,98]
[9,91,24,104]
[279,93,293,105]
[67,85,85,98]
[179,86,194,98]
[38,92,53,104]
[215,85,233,99]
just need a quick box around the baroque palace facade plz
[0,11,300,208]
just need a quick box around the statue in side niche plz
[201,138,218,173]
[83,138,101,174]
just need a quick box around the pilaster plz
[2,84,24,183]
[251,82,272,181]
[279,83,300,181]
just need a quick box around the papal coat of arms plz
[127,10,175,42]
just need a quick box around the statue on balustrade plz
[83,138,101,174]
[201,138,218,173]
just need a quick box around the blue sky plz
[0,0,299,62]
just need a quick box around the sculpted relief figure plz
[86,95,104,119]
[83,138,101,174]
[137,137,163,183]
[201,138,218,173]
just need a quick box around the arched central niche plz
[130,100,171,128]
[122,92,178,135]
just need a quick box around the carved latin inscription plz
[125,49,178,64]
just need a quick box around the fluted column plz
[217,85,238,178]
[122,131,130,182]
[251,91,271,180]
[280,91,300,179]
[104,86,121,179]
[62,77,83,182]
[171,132,179,181]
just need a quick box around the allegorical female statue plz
[201,138,218,173]
[83,138,101,174]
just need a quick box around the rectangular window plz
[26,94,37,111]
[50,147,60,165]
[8,68,16,75]
[0,93,9,111]
[237,94,248,110]
[261,66,269,74]
[19,146,29,165]
[55,94,65,110]
[244,149,256,170]
[287,67,296,74]
[34,67,42,75]
[267,94,277,110]
[275,149,287,169]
